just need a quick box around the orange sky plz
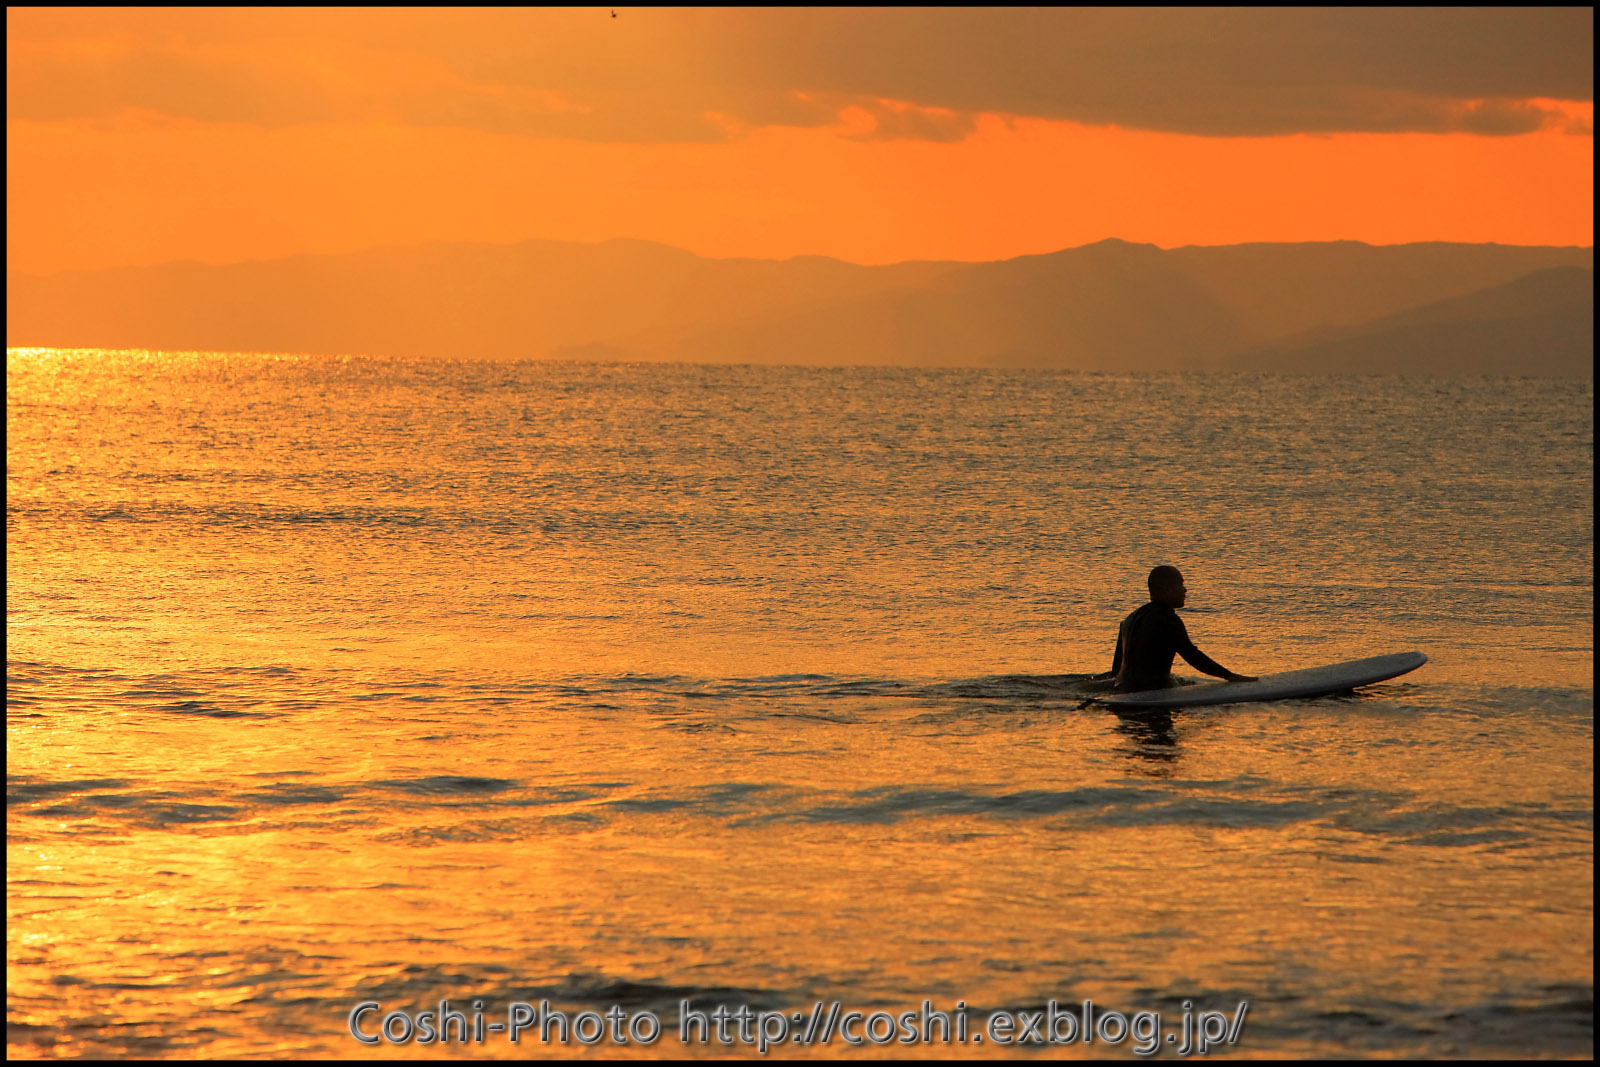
[7,9,1593,275]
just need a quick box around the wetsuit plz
[1106,601,1233,692]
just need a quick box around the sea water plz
[7,349,1593,1058]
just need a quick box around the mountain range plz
[7,238,1593,376]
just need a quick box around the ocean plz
[7,349,1593,1058]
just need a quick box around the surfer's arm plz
[1178,645,1254,681]
[1173,618,1254,681]
[1177,644,1230,678]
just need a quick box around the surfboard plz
[1095,651,1427,709]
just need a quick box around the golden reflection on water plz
[7,350,1593,1057]
[9,679,1593,1058]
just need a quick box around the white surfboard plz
[1095,651,1427,709]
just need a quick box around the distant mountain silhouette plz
[654,240,1251,370]
[6,239,955,364]
[7,237,1593,376]
[1166,241,1592,342]
[1227,266,1594,377]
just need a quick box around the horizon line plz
[7,345,1593,382]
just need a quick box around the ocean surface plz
[7,349,1593,1058]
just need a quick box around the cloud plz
[6,8,1592,143]
[4,33,753,144]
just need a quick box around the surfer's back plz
[1113,602,1185,691]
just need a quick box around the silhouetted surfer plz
[1094,566,1255,692]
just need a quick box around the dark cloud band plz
[7,8,1592,142]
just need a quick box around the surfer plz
[1094,565,1256,692]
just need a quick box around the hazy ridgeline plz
[7,239,1593,376]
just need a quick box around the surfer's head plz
[1148,565,1186,608]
